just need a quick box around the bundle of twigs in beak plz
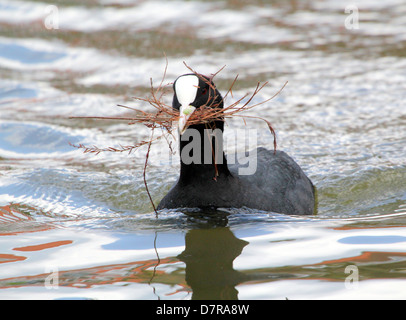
[70,61,287,215]
[70,62,287,155]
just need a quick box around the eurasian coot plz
[157,74,315,215]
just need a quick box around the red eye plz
[202,88,208,95]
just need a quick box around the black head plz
[172,73,224,134]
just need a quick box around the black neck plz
[179,122,231,184]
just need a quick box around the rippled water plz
[1,0,406,299]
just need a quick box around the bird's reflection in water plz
[178,212,249,300]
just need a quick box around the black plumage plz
[157,74,315,215]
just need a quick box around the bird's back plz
[158,148,315,215]
[228,147,315,214]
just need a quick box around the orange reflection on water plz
[0,253,26,264]
[0,256,187,293]
[0,204,33,224]
[0,203,57,236]
[13,240,73,252]
[317,251,406,265]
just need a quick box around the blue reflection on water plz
[0,42,65,64]
[338,235,406,244]
[0,122,82,154]
[0,85,37,100]
[102,233,184,250]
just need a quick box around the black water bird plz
[157,74,315,215]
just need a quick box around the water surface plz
[0,0,406,299]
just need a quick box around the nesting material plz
[70,61,287,214]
